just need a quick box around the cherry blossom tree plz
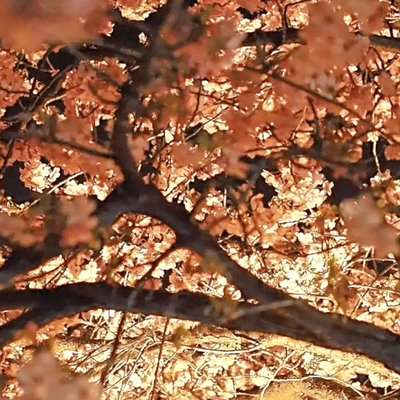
[2,0,400,399]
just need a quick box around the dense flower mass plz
[2,1,400,400]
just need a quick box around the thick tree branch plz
[1,282,400,375]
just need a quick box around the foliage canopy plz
[2,0,400,399]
